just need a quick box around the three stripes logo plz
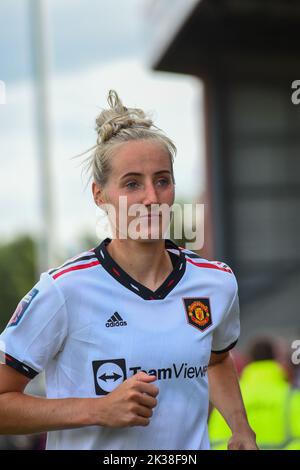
[106,312,127,328]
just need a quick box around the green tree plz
[0,236,37,331]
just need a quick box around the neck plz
[106,238,174,291]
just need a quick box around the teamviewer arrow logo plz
[92,359,126,395]
[99,372,122,382]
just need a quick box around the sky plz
[0,0,205,262]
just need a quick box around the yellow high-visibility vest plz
[208,360,300,450]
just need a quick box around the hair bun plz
[95,89,153,144]
[71,89,176,191]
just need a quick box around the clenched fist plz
[92,372,159,428]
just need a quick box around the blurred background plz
[0,0,300,450]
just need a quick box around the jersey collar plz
[93,238,186,300]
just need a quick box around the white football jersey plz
[0,238,240,450]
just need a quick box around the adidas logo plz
[105,312,127,328]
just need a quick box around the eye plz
[156,178,170,187]
[125,181,140,189]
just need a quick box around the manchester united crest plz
[183,298,212,332]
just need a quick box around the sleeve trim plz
[0,351,39,379]
[211,339,238,354]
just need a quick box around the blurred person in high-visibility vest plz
[208,337,300,450]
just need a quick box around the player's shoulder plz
[180,246,234,275]
[46,247,100,283]
[180,246,238,298]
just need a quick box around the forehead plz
[110,139,171,176]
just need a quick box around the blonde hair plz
[75,90,177,187]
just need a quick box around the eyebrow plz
[120,170,172,180]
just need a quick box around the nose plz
[142,182,159,207]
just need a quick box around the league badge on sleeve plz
[7,288,39,327]
[183,297,212,332]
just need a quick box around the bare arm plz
[208,351,258,450]
[0,364,158,435]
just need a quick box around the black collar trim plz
[93,238,186,300]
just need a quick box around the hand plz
[228,429,259,450]
[99,372,159,428]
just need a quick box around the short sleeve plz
[0,272,68,379]
[211,284,240,354]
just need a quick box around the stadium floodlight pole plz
[29,0,56,276]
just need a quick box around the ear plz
[92,181,106,207]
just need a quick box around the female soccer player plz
[0,90,257,450]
